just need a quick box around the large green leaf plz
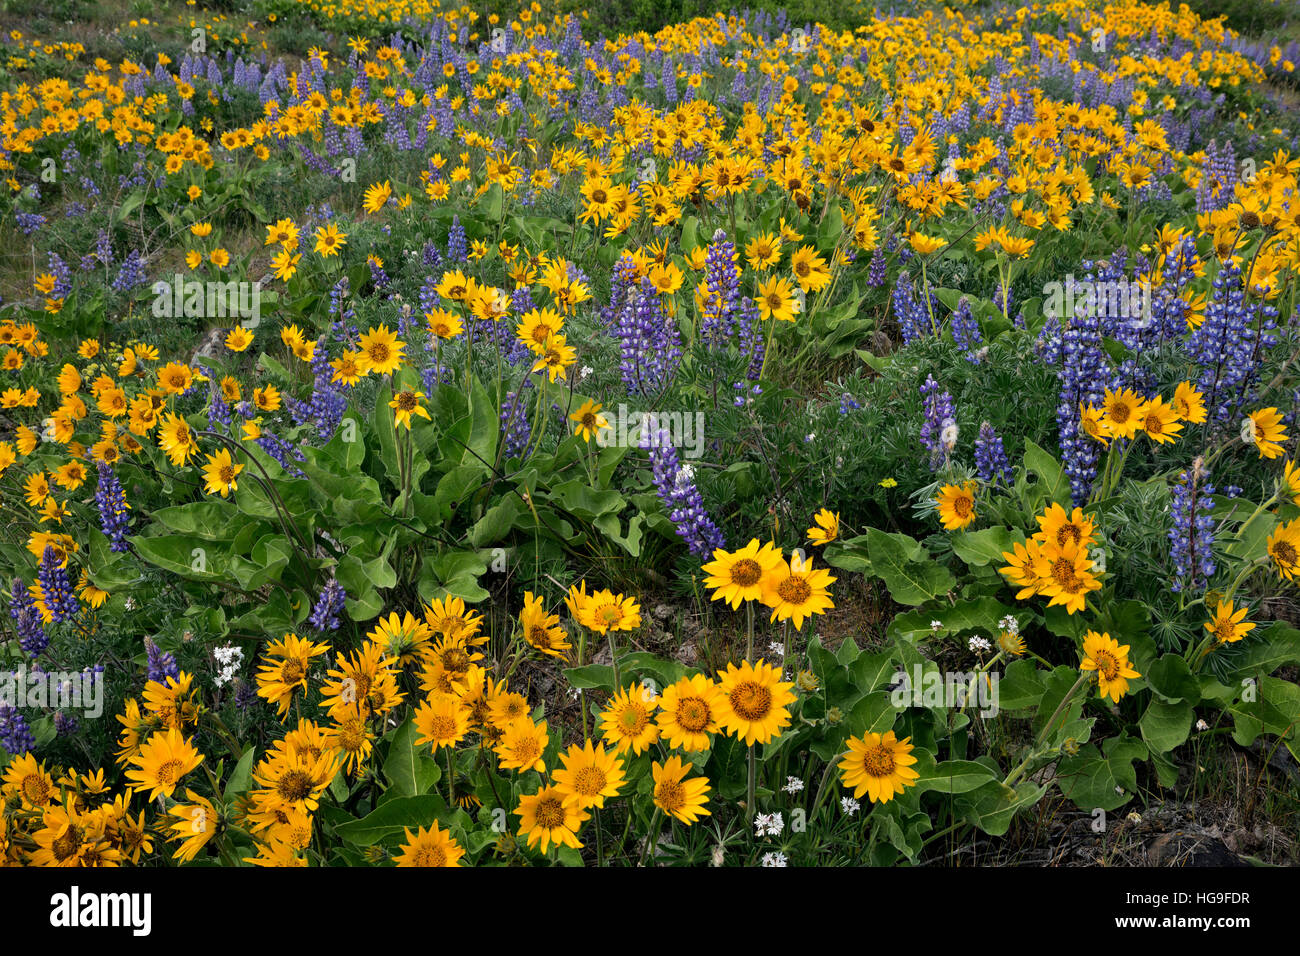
[383,718,442,798]
[919,759,999,794]
[130,534,228,582]
[950,527,1023,567]
[1056,734,1148,811]
[333,795,447,846]
[857,528,954,606]
[1139,698,1193,754]
[1022,440,1070,507]
[961,780,1048,836]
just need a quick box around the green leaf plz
[857,528,954,606]
[949,527,1023,567]
[962,780,1048,836]
[130,534,227,582]
[563,665,614,692]
[1022,440,1070,507]
[1139,698,1193,754]
[383,718,442,798]
[1229,676,1300,758]
[148,501,244,541]
[920,759,999,794]
[1056,734,1148,811]
[469,495,524,548]
[998,659,1047,711]
[1223,622,1300,679]
[224,746,257,798]
[890,597,1019,641]
[333,795,447,846]
[1145,653,1199,704]
[844,691,896,738]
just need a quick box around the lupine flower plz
[974,422,1013,486]
[950,296,983,362]
[643,426,724,558]
[1168,460,1215,592]
[616,278,682,397]
[37,546,77,624]
[145,637,180,684]
[0,704,35,755]
[919,375,957,470]
[308,578,347,633]
[8,579,47,656]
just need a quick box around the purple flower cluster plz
[1185,260,1279,425]
[893,272,935,344]
[285,336,349,441]
[950,296,983,362]
[15,212,46,235]
[0,705,34,755]
[1168,462,1215,592]
[601,253,639,327]
[308,577,347,632]
[1044,264,1118,503]
[974,422,1013,486]
[8,579,47,656]
[734,296,765,381]
[642,427,724,558]
[616,278,682,397]
[95,464,131,553]
[499,388,533,459]
[112,249,147,294]
[919,375,956,470]
[145,637,179,684]
[255,428,306,477]
[700,232,741,348]
[1196,139,1236,213]
[867,247,888,287]
[54,710,79,738]
[447,215,467,262]
[37,546,77,624]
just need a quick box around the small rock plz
[1146,832,1246,867]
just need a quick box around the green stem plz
[640,808,663,867]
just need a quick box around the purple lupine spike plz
[308,578,347,633]
[94,464,131,553]
[1185,259,1279,426]
[447,216,467,262]
[893,271,934,344]
[974,423,1012,487]
[700,232,741,348]
[642,426,724,558]
[950,296,983,363]
[37,546,77,624]
[1168,461,1216,593]
[499,387,533,459]
[0,705,35,755]
[616,278,682,397]
[144,637,179,684]
[919,375,957,470]
[8,579,48,656]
